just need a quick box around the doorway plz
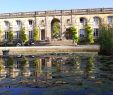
[41,29,45,40]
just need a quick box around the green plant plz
[0,58,4,72]
[7,57,14,68]
[69,26,79,44]
[0,29,2,42]
[7,29,13,42]
[33,58,41,72]
[21,56,29,66]
[99,24,113,55]
[33,27,39,41]
[85,24,94,44]
[52,22,60,39]
[20,27,28,45]
[85,56,94,74]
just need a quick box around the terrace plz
[0,8,113,19]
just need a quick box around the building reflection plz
[0,55,96,85]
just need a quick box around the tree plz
[52,22,60,39]
[85,24,94,44]
[21,56,29,70]
[0,58,4,72]
[20,27,28,45]
[69,26,79,44]
[7,57,14,69]
[7,29,13,42]
[33,27,39,41]
[33,58,41,72]
[0,29,2,42]
[99,24,113,55]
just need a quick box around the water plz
[0,53,113,95]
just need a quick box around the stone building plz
[0,8,113,42]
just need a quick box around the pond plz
[0,53,113,95]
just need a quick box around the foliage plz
[0,58,4,71]
[52,22,60,39]
[33,58,41,72]
[7,29,13,42]
[21,56,29,66]
[85,24,94,44]
[85,56,94,73]
[99,24,113,55]
[0,29,2,42]
[20,27,28,45]
[33,27,39,41]
[7,57,14,68]
[69,26,79,43]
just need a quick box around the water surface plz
[0,53,113,95]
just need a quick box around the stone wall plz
[0,45,100,55]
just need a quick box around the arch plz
[4,21,10,27]
[65,28,73,40]
[79,17,87,24]
[16,20,22,26]
[51,18,61,39]
[93,16,102,24]
[107,16,113,24]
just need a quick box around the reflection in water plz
[0,54,112,93]
[84,56,95,79]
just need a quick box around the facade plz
[0,8,113,42]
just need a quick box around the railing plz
[0,8,113,18]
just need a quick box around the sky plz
[0,0,112,13]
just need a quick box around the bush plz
[99,24,113,55]
[85,24,94,44]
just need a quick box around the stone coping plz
[0,45,100,55]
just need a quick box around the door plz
[41,29,45,40]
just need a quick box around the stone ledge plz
[0,45,100,55]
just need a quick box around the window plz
[29,20,33,25]
[16,20,21,26]
[108,16,113,24]
[94,17,100,25]
[41,20,45,26]
[79,29,85,37]
[4,21,10,27]
[16,31,20,39]
[94,28,99,37]
[67,19,70,24]
[80,17,87,25]
[29,31,33,39]
[5,32,8,39]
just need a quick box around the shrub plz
[99,24,113,55]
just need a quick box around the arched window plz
[108,16,113,24]
[93,16,101,25]
[41,20,45,26]
[80,17,87,25]
[67,19,71,24]
[4,21,10,27]
[16,20,22,26]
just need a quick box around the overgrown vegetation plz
[69,26,79,44]
[33,58,41,72]
[7,57,14,68]
[52,22,60,39]
[0,58,4,72]
[85,24,94,44]
[7,29,13,42]
[20,27,28,45]
[0,29,2,43]
[99,24,113,55]
[33,27,39,41]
